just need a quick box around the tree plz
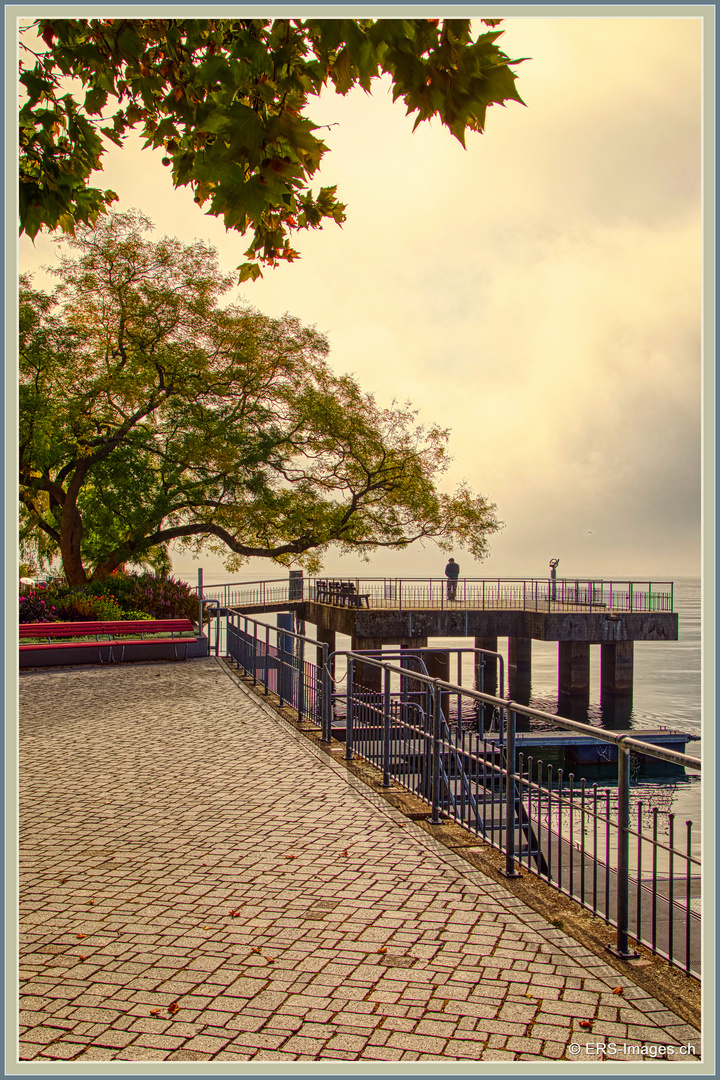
[19,17,524,280]
[20,211,501,585]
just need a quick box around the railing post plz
[297,633,305,724]
[346,656,354,761]
[320,644,331,740]
[430,681,442,825]
[383,665,391,788]
[500,704,521,878]
[248,619,257,684]
[608,740,639,959]
[197,568,204,636]
[264,624,270,695]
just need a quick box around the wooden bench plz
[19,619,197,664]
[314,580,370,608]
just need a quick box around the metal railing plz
[224,615,699,978]
[195,574,675,615]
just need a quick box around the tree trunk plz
[59,503,87,585]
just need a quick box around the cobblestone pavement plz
[17,658,701,1066]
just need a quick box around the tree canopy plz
[20,212,501,584]
[19,17,524,280]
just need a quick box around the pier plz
[203,575,678,722]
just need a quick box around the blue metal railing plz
[223,615,699,978]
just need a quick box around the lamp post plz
[549,558,559,602]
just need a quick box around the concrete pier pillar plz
[400,639,428,701]
[558,641,590,720]
[474,636,498,696]
[351,636,385,692]
[316,625,336,672]
[601,641,634,725]
[424,650,452,722]
[474,636,498,734]
[508,636,532,706]
[424,650,450,683]
[601,641,634,696]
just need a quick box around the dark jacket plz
[445,561,459,579]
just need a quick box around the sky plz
[17,12,706,587]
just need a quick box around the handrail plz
[332,652,701,771]
[225,615,700,972]
[194,574,675,615]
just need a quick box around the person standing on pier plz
[445,557,460,600]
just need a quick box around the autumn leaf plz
[377,946,387,954]
[340,849,349,857]
[168,1001,180,1015]
[76,934,85,939]
[578,1020,592,1029]
[284,855,295,860]
[150,1009,160,1015]
[612,987,624,995]
[77,955,87,961]
[266,957,275,964]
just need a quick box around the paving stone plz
[17,660,701,1065]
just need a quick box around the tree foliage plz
[20,212,501,584]
[19,17,524,279]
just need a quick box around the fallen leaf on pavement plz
[377,947,387,954]
[168,1001,180,1015]
[150,1009,160,1016]
[76,934,85,940]
[77,955,87,961]
[340,849,349,857]
[612,987,624,995]
[285,855,295,860]
[579,1020,592,1029]
[266,957,275,964]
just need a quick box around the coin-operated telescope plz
[549,558,559,601]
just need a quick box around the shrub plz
[51,593,126,622]
[18,571,197,623]
[106,572,198,620]
[18,591,58,623]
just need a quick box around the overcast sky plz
[18,13,705,585]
